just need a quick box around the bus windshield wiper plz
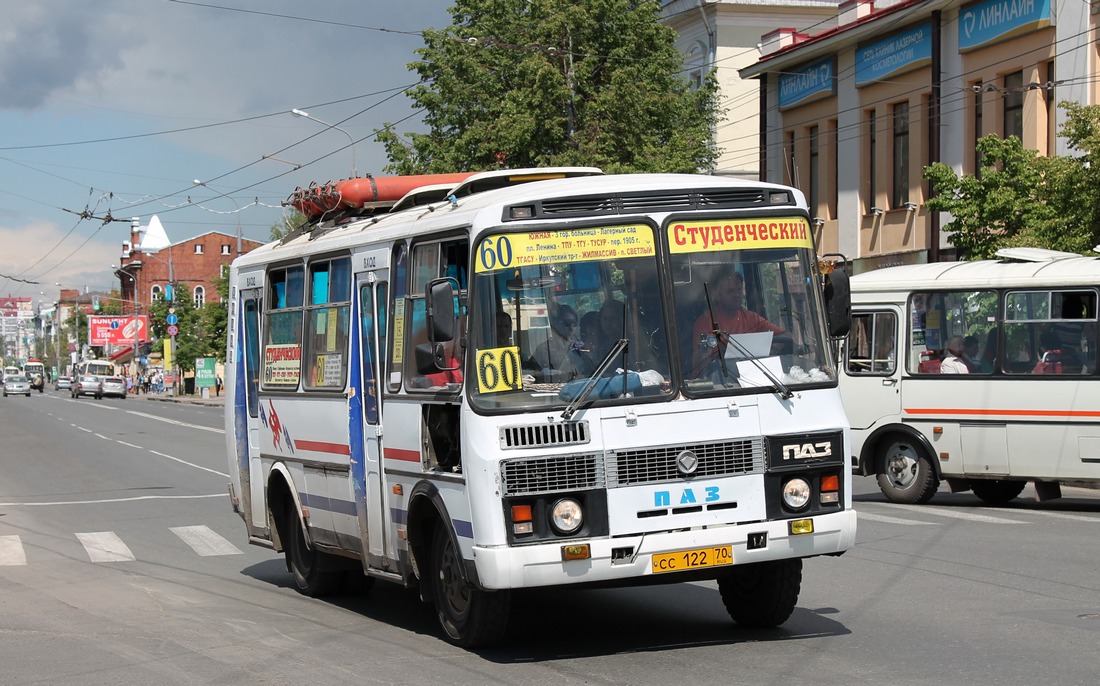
[719,332,793,400]
[561,338,628,420]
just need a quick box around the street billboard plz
[195,357,216,388]
[87,315,148,346]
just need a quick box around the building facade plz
[116,221,263,313]
[668,0,1094,272]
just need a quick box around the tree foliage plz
[924,101,1100,259]
[378,0,721,175]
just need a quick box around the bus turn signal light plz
[820,474,840,504]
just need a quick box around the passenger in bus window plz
[496,311,513,346]
[939,336,970,374]
[962,335,981,373]
[533,304,588,381]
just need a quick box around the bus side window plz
[243,298,261,418]
[846,312,895,374]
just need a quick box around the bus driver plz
[691,271,784,368]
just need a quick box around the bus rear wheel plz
[970,479,1026,505]
[430,525,510,648]
[284,511,345,597]
[718,558,802,628]
[876,437,938,504]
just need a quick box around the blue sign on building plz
[855,23,932,87]
[958,0,1052,53]
[778,57,836,110]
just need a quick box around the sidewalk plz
[140,391,225,407]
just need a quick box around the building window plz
[151,285,163,301]
[194,286,205,308]
[785,130,796,187]
[221,244,231,255]
[1004,70,1024,140]
[194,244,204,255]
[808,125,820,217]
[866,109,877,214]
[892,102,910,208]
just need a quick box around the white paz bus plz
[841,248,1100,504]
[224,168,855,647]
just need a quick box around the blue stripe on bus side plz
[299,492,358,517]
[389,508,473,539]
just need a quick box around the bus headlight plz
[782,478,811,510]
[549,498,583,535]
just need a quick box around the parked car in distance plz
[71,375,103,399]
[3,373,32,397]
[101,376,127,399]
[55,374,73,390]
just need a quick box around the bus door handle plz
[881,378,897,387]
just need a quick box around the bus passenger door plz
[237,289,267,534]
[354,272,389,562]
[841,308,902,434]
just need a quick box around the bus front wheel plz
[876,437,938,504]
[970,479,1026,505]
[284,511,345,597]
[430,525,510,648]
[718,558,802,628]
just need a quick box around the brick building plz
[116,215,264,313]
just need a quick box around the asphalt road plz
[1,389,1098,685]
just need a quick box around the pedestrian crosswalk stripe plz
[170,525,242,556]
[0,535,26,566]
[872,502,1029,524]
[856,510,936,525]
[76,531,136,562]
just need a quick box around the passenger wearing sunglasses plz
[533,304,591,381]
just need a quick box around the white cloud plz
[0,220,119,296]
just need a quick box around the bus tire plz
[718,558,802,628]
[970,479,1026,505]
[284,510,344,597]
[876,436,938,504]
[430,525,510,648]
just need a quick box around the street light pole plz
[291,108,358,177]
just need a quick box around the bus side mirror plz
[824,270,851,338]
[426,278,456,343]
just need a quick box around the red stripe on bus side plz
[384,448,421,462]
[294,440,352,456]
[905,408,1100,418]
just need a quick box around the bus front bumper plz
[470,508,856,590]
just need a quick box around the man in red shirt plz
[691,272,784,370]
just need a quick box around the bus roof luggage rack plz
[994,247,1083,263]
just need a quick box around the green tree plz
[378,0,721,175]
[924,101,1100,259]
[270,208,306,241]
[196,270,230,363]
[147,285,202,373]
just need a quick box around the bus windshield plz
[469,223,673,412]
[666,217,833,394]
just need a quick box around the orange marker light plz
[821,474,839,492]
[511,504,533,523]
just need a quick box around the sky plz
[0,0,454,302]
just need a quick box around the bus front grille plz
[607,438,765,486]
[501,454,602,496]
[499,421,590,449]
[499,438,764,495]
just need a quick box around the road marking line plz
[95,433,111,440]
[981,507,1100,523]
[116,441,142,449]
[125,410,224,434]
[76,427,92,433]
[874,502,1028,524]
[76,532,135,562]
[148,450,229,478]
[0,535,27,566]
[856,510,937,526]
[170,526,243,556]
[0,493,226,507]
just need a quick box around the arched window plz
[151,285,163,301]
[194,286,205,308]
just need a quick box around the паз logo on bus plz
[782,441,832,461]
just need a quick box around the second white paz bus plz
[224,168,855,647]
[841,248,1100,504]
